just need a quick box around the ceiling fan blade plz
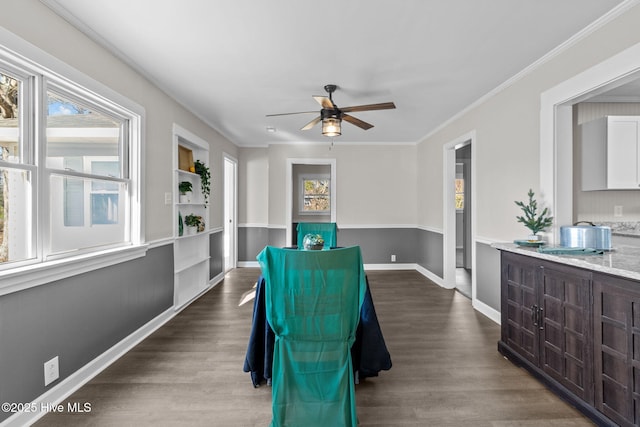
[301,116,321,130]
[343,114,374,130]
[266,111,317,117]
[341,102,396,113]
[313,96,336,109]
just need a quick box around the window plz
[0,44,142,274]
[299,175,330,214]
[46,87,129,254]
[455,178,464,210]
[0,67,34,266]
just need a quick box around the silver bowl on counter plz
[559,222,612,250]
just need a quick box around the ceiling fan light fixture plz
[322,117,341,137]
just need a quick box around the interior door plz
[224,155,237,271]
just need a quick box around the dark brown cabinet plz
[500,249,640,426]
[541,261,594,401]
[500,251,593,404]
[593,272,640,427]
[501,251,540,365]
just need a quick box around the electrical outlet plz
[391,254,396,262]
[44,356,59,386]
[614,205,623,217]
[164,192,172,205]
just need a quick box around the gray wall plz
[209,230,224,278]
[239,226,443,277]
[239,227,269,262]
[237,227,510,312]
[0,244,174,422]
[417,228,444,278]
[475,242,501,311]
[337,228,419,264]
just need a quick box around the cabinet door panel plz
[540,265,592,403]
[594,274,640,426]
[501,252,540,366]
[607,119,639,188]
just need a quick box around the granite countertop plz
[602,221,640,238]
[492,242,640,282]
[612,229,640,238]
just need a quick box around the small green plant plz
[184,214,205,232]
[178,181,192,194]
[194,160,210,206]
[515,189,553,236]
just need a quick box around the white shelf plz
[174,256,210,274]
[176,231,207,240]
[172,124,210,311]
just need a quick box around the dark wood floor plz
[34,268,593,426]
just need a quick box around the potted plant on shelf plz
[515,188,553,242]
[184,214,205,234]
[194,160,210,207]
[178,181,193,203]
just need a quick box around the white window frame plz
[0,27,146,297]
[298,173,331,215]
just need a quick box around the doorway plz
[285,158,336,246]
[443,132,475,298]
[455,145,472,298]
[223,154,237,272]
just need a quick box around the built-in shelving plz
[172,124,211,310]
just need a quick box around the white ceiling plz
[43,0,628,146]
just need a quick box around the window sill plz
[0,244,148,297]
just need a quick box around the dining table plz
[243,258,392,387]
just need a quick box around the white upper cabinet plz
[582,116,640,191]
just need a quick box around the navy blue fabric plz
[354,279,393,377]
[243,276,274,387]
[243,275,391,386]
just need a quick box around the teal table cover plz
[296,222,338,248]
[257,246,366,427]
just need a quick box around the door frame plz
[223,153,237,271]
[286,158,337,245]
[443,131,476,296]
[540,41,640,244]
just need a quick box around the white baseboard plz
[235,263,499,325]
[2,307,177,427]
[415,264,445,287]
[363,263,416,271]
[413,265,501,325]
[2,272,227,427]
[473,299,501,325]
[238,261,259,268]
[210,272,225,287]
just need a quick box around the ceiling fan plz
[266,84,396,137]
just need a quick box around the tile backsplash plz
[602,221,640,236]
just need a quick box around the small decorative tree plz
[515,189,553,240]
